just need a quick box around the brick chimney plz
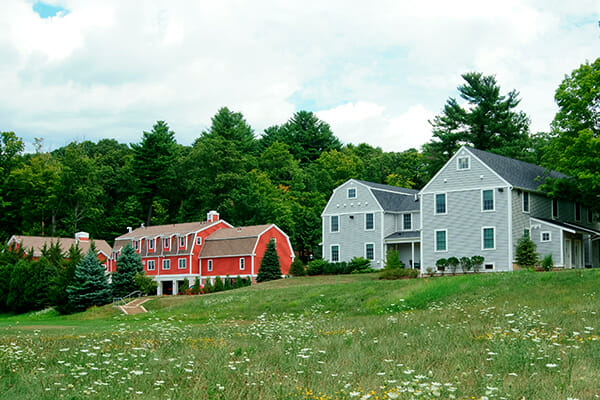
[75,232,89,242]
[207,210,219,222]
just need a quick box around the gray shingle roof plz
[371,189,419,212]
[385,231,420,240]
[467,147,569,191]
[355,180,419,195]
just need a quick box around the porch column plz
[173,279,178,295]
[411,242,415,269]
[157,280,163,296]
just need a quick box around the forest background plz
[0,58,598,261]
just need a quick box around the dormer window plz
[134,240,139,251]
[347,188,357,199]
[148,239,154,250]
[457,156,470,170]
[163,238,170,250]
[196,237,202,246]
[179,236,186,248]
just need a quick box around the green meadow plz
[1,270,599,399]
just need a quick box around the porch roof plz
[532,217,600,237]
[384,231,420,243]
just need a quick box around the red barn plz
[110,211,232,295]
[6,232,112,268]
[199,224,295,285]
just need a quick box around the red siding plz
[202,255,250,277]
[253,226,293,275]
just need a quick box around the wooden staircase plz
[117,297,150,315]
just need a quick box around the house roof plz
[533,217,600,237]
[384,231,420,241]
[355,180,419,195]
[467,147,569,191]
[115,220,225,240]
[8,235,112,258]
[371,189,419,212]
[199,225,272,258]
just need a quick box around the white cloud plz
[0,0,598,151]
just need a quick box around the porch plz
[384,231,420,269]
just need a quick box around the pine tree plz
[192,277,201,294]
[257,239,282,283]
[515,236,539,269]
[111,243,143,298]
[50,244,82,314]
[203,280,214,294]
[213,276,224,292]
[67,249,112,312]
[6,260,36,313]
[233,275,244,288]
[224,275,233,290]
[289,257,306,276]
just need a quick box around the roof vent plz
[237,228,242,232]
[127,226,132,233]
[141,223,145,229]
[75,232,89,242]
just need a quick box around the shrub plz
[471,255,484,273]
[460,256,473,273]
[384,249,404,269]
[213,276,224,292]
[224,275,233,290]
[435,258,448,273]
[515,235,538,269]
[289,258,306,276]
[447,257,459,274]
[233,275,244,289]
[542,254,554,271]
[257,239,282,282]
[349,257,372,273]
[307,259,327,275]
[380,268,419,280]
[191,277,201,294]
[179,277,190,294]
[203,280,214,294]
[133,272,157,296]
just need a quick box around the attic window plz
[196,237,202,246]
[347,188,357,199]
[179,236,186,248]
[457,156,470,170]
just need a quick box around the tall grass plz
[0,270,599,399]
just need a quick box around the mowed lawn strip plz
[0,270,599,399]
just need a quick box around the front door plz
[565,239,572,268]
[574,240,583,269]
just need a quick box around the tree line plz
[0,58,598,261]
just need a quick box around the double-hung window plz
[147,260,155,271]
[435,193,446,214]
[162,259,170,270]
[365,213,374,230]
[541,232,551,242]
[457,156,470,170]
[435,230,447,252]
[239,258,245,270]
[179,236,186,248]
[347,188,356,199]
[403,213,412,230]
[148,239,154,250]
[482,190,494,211]
[331,215,339,232]
[178,258,186,269]
[196,237,202,246]
[522,192,530,213]
[163,238,170,250]
[207,259,213,272]
[365,243,374,260]
[482,227,495,250]
[331,245,340,262]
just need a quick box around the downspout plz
[507,186,513,271]
[419,193,424,278]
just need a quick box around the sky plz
[1,1,599,152]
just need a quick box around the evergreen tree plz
[192,277,201,294]
[179,277,190,294]
[384,249,404,270]
[515,235,539,269]
[7,260,37,313]
[203,280,214,294]
[233,275,244,288]
[257,239,282,282]
[289,257,306,276]
[213,276,224,292]
[224,275,233,290]
[0,264,13,311]
[111,243,143,298]
[67,249,112,312]
[50,244,82,314]
[33,257,57,310]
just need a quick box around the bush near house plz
[542,254,554,271]
[448,257,459,274]
[435,258,448,274]
[289,258,307,276]
[515,235,539,269]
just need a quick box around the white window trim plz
[196,237,202,246]
[147,260,155,271]
[179,236,186,248]
[239,257,245,270]
[457,156,470,170]
[522,192,530,213]
[134,240,139,250]
[364,242,375,260]
[207,259,213,272]
[163,237,170,250]
[330,244,340,262]
[148,238,154,250]
[434,193,447,215]
[434,229,448,252]
[484,262,495,271]
[481,189,495,212]
[178,258,186,269]
[481,226,496,250]
[162,259,171,270]
[347,187,357,199]
[541,231,552,242]
[364,213,375,231]
[403,213,412,231]
[330,215,340,233]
